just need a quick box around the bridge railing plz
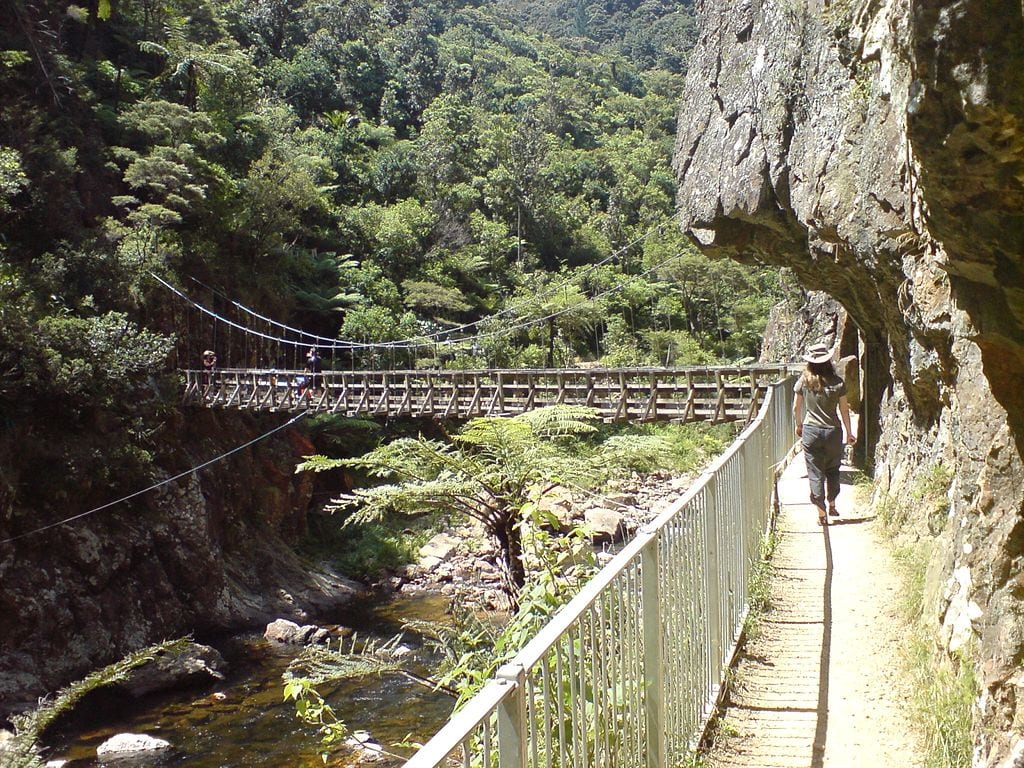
[182,365,795,421]
[402,375,796,768]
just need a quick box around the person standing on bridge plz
[305,347,322,394]
[202,349,217,389]
[794,342,856,526]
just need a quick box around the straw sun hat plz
[802,342,833,364]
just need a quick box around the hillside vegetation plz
[0,0,788,521]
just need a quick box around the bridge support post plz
[640,536,666,768]
[496,664,527,768]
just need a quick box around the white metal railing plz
[403,376,796,768]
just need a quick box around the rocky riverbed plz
[387,471,699,610]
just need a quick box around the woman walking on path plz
[794,342,856,526]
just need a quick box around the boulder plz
[390,644,414,659]
[116,641,226,699]
[264,618,302,643]
[535,487,579,532]
[308,628,331,645]
[583,508,625,544]
[418,533,461,564]
[345,730,385,763]
[264,618,326,645]
[603,492,637,508]
[96,733,171,756]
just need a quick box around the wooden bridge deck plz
[183,366,792,423]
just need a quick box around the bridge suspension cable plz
[0,412,307,547]
[184,218,675,352]
[155,245,690,360]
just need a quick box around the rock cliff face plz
[0,411,359,719]
[674,0,1024,762]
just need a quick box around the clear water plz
[45,594,456,767]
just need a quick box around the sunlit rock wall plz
[673,0,1024,761]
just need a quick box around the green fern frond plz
[514,405,600,437]
[284,634,405,685]
[455,417,532,448]
[341,436,456,481]
[138,40,170,57]
[295,454,345,474]
[335,478,480,523]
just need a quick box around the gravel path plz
[704,451,924,768]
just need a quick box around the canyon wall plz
[0,411,359,719]
[674,0,1024,762]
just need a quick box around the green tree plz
[139,17,251,112]
[0,146,29,216]
[298,406,669,606]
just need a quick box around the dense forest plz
[0,0,790,529]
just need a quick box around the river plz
[45,593,456,767]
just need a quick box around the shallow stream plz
[46,594,455,767]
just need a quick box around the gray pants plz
[802,424,843,508]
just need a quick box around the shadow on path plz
[824,516,875,527]
[702,451,923,768]
[812,525,832,767]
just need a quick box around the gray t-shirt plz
[795,374,847,429]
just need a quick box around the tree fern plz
[298,406,674,606]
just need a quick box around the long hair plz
[801,360,835,393]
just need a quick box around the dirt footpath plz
[704,451,924,768]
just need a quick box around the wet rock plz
[345,730,385,763]
[263,619,328,646]
[117,641,226,698]
[390,644,414,659]
[308,628,331,645]
[96,733,171,756]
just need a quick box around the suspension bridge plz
[157,273,792,424]
[183,365,790,421]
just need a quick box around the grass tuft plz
[743,530,778,641]
[905,636,976,768]
[886,527,975,768]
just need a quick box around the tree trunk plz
[546,317,555,368]
[493,519,525,610]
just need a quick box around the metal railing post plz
[496,664,527,768]
[640,536,666,768]
[703,479,723,707]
